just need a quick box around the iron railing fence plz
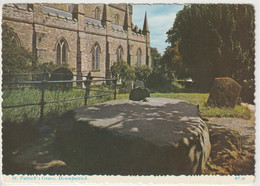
[2,73,117,123]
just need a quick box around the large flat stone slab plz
[56,98,211,175]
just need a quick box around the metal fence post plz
[114,79,117,100]
[84,79,89,106]
[39,80,46,125]
[84,72,93,106]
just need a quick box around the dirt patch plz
[203,123,242,174]
[204,117,255,175]
[2,128,71,175]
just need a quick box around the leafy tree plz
[2,23,34,75]
[145,71,173,93]
[2,23,74,83]
[111,59,135,86]
[161,43,189,80]
[150,47,162,70]
[167,4,255,102]
[134,65,152,82]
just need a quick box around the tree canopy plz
[166,4,255,102]
[2,23,34,74]
[150,47,162,70]
[110,59,135,86]
[134,65,152,82]
[161,43,189,80]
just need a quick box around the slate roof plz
[43,6,73,19]
[112,24,123,30]
[85,17,102,25]
[14,4,28,9]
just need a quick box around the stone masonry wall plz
[83,4,104,20]
[108,36,128,66]
[2,5,34,52]
[2,19,34,53]
[82,33,107,77]
[35,25,78,71]
[109,5,126,26]
[2,3,151,78]
[43,3,69,12]
[129,39,147,66]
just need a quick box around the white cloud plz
[133,5,181,54]
[149,12,176,53]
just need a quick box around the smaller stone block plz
[126,81,134,93]
[129,87,150,101]
[134,80,145,89]
[143,88,150,98]
[207,77,242,108]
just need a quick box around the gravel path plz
[207,104,255,175]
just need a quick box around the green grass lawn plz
[2,86,114,122]
[2,88,251,123]
[151,92,251,119]
[116,92,251,120]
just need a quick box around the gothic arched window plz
[11,33,20,47]
[117,45,123,61]
[56,38,68,65]
[95,7,100,20]
[92,43,101,70]
[137,48,142,65]
[115,14,119,25]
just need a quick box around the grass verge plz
[150,92,251,120]
[2,89,251,123]
[2,87,113,123]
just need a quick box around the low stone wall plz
[56,98,211,175]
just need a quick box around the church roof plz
[112,24,124,30]
[43,6,72,19]
[85,16,102,25]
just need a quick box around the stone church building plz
[2,3,151,78]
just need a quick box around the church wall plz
[109,28,128,38]
[81,33,107,77]
[2,5,34,52]
[43,4,70,12]
[84,22,106,36]
[3,4,34,23]
[2,19,34,53]
[83,4,104,20]
[129,40,147,66]
[109,5,126,26]
[108,37,128,66]
[129,32,147,43]
[43,13,77,31]
[2,3,151,78]
[34,25,78,71]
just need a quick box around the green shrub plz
[111,59,135,86]
[145,71,171,92]
[2,23,33,82]
[134,65,152,82]
[145,71,184,92]
[240,79,255,104]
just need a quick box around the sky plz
[132,4,184,55]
